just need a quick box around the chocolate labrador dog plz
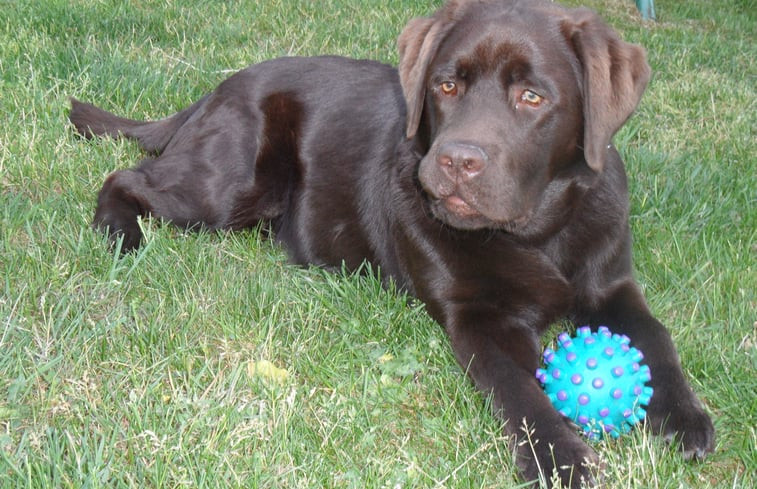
[69,0,714,486]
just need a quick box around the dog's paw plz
[660,402,715,459]
[647,387,715,459]
[517,420,602,488]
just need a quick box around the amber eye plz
[440,81,458,96]
[520,89,543,106]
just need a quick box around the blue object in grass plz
[535,326,653,440]
[636,0,656,20]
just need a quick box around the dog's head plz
[398,0,650,234]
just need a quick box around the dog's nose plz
[436,142,487,180]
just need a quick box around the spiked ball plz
[536,326,653,440]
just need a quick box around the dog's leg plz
[446,314,600,488]
[581,280,716,459]
[93,168,151,252]
[71,97,225,252]
[93,152,228,252]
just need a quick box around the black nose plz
[436,142,487,180]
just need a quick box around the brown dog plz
[69,0,714,486]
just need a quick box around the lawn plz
[0,0,754,487]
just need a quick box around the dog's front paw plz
[517,420,602,488]
[659,401,715,459]
[647,384,715,459]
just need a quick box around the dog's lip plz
[436,193,532,231]
[441,194,481,217]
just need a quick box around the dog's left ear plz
[563,9,651,172]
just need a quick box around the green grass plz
[1,0,754,487]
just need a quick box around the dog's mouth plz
[442,194,481,218]
[429,191,532,233]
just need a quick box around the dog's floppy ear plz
[397,16,442,139]
[398,3,463,139]
[564,9,651,172]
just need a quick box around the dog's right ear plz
[397,16,438,139]
[398,7,460,140]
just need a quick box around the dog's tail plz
[68,96,208,154]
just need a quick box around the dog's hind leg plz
[92,150,237,253]
[93,167,153,252]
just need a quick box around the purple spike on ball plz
[535,326,653,440]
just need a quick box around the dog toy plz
[535,326,653,440]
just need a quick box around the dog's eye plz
[520,89,543,106]
[440,81,458,96]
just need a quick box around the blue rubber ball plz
[536,326,653,440]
